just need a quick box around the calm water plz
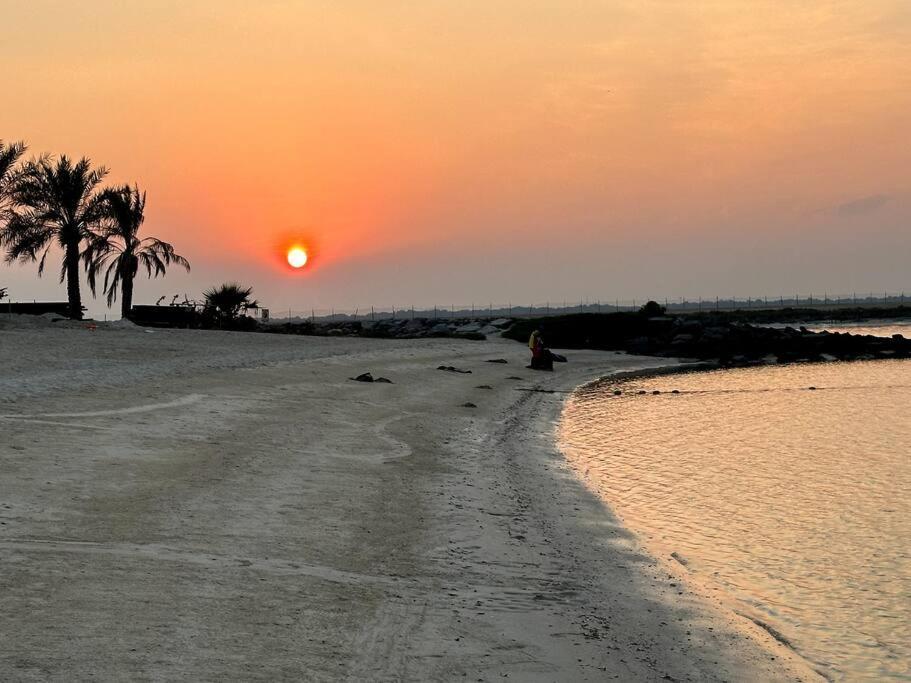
[808,321,911,339]
[774,319,911,339]
[560,355,911,680]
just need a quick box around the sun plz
[287,246,308,269]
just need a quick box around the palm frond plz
[0,140,27,207]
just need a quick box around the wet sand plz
[0,320,820,681]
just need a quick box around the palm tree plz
[0,140,26,213]
[203,283,258,327]
[1,155,107,319]
[0,141,26,305]
[84,185,190,319]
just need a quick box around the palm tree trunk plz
[65,241,83,320]
[121,275,134,320]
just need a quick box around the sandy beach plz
[0,319,820,681]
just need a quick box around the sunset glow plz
[1,1,908,314]
[287,247,308,269]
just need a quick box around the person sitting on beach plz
[528,329,553,371]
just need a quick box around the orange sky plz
[1,1,909,314]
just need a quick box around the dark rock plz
[701,326,729,340]
[484,358,508,364]
[676,319,704,334]
[629,336,650,352]
[352,373,373,382]
[461,402,477,408]
[455,322,482,334]
[374,377,393,383]
[500,309,911,368]
[475,385,493,390]
[670,552,688,566]
[438,366,472,374]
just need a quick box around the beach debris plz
[637,390,647,395]
[475,385,493,390]
[351,372,374,382]
[484,358,508,364]
[374,377,393,383]
[745,617,795,649]
[808,386,817,390]
[506,376,523,380]
[671,389,680,394]
[613,390,622,396]
[461,402,477,408]
[670,551,689,566]
[652,390,661,395]
[437,365,472,374]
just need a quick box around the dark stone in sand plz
[652,390,661,395]
[506,376,523,380]
[671,389,680,394]
[437,365,472,374]
[613,390,622,396]
[475,385,493,390]
[374,377,393,383]
[352,372,374,382]
[461,402,477,408]
[485,358,508,364]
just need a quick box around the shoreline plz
[0,321,821,680]
[556,363,831,681]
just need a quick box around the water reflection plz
[561,359,911,681]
